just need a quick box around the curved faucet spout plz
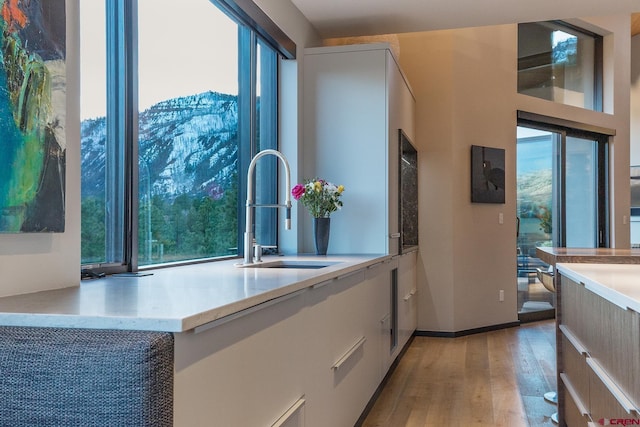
[243,149,292,265]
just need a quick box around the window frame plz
[81,0,294,275]
[517,20,603,112]
[517,111,612,247]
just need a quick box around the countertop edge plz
[556,263,640,312]
[0,254,392,333]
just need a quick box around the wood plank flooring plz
[360,320,557,427]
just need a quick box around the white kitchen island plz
[0,251,418,426]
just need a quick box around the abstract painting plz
[471,145,505,204]
[0,0,66,232]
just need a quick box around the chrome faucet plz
[242,149,292,265]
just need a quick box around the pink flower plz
[291,184,305,200]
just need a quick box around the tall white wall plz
[398,16,631,333]
[0,1,80,297]
[398,25,518,332]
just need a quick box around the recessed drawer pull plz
[367,261,385,270]
[586,358,638,415]
[336,270,363,282]
[312,278,335,289]
[332,336,366,371]
[403,289,417,301]
[270,396,305,427]
[560,373,589,417]
[313,270,364,290]
[194,289,306,333]
[559,325,588,355]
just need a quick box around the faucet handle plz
[285,203,291,230]
[254,244,263,262]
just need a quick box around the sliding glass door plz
[516,123,608,319]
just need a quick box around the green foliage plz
[81,196,106,263]
[82,176,239,265]
[536,205,552,235]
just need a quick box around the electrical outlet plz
[498,212,504,224]
[499,289,504,302]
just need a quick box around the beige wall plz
[398,16,631,332]
[632,34,640,166]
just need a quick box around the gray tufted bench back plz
[0,327,174,427]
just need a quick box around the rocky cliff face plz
[81,91,239,201]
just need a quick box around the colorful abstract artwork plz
[0,0,66,232]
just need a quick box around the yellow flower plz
[337,185,344,194]
[314,181,322,192]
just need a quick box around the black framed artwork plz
[470,145,505,204]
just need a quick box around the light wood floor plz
[361,320,557,427]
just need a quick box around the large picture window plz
[80,0,291,273]
[518,21,603,111]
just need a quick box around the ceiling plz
[289,0,640,39]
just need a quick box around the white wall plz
[398,16,631,333]
[0,1,80,297]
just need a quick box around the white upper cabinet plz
[302,43,416,255]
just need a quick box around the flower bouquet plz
[291,178,344,218]
[291,178,344,255]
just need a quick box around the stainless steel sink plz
[239,260,340,269]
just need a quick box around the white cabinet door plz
[304,263,392,427]
[173,291,308,427]
[397,251,418,353]
[365,259,395,378]
[270,397,306,427]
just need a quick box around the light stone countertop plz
[556,263,640,312]
[0,254,388,332]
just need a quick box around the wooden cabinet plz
[557,271,640,426]
[302,43,415,255]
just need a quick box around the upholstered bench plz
[0,327,174,427]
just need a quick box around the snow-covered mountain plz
[81,91,239,200]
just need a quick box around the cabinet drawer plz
[560,274,640,406]
[560,274,587,343]
[588,359,640,423]
[585,300,640,407]
[561,328,589,413]
[562,379,591,427]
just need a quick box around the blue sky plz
[517,128,552,175]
